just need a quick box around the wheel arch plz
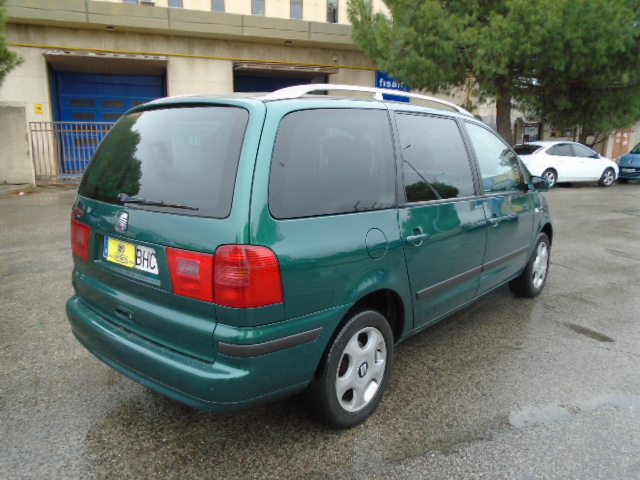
[541,222,553,245]
[311,288,405,381]
[344,289,406,343]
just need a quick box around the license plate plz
[104,237,159,275]
[621,168,636,173]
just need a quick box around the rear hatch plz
[71,100,259,362]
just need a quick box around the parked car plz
[514,140,618,188]
[67,84,553,429]
[618,141,640,183]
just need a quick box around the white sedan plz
[514,141,618,187]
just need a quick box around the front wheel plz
[308,310,394,429]
[598,167,616,187]
[542,169,557,188]
[509,233,551,298]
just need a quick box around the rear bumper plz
[66,296,337,411]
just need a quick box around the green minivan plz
[67,84,553,428]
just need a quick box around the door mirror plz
[528,175,550,192]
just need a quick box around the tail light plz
[71,215,91,261]
[214,245,284,308]
[167,245,283,308]
[166,248,215,302]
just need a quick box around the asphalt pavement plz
[1,184,639,479]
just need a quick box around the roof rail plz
[263,83,474,117]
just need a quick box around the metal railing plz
[30,122,114,185]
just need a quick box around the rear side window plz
[548,144,573,156]
[78,106,248,218]
[269,109,396,219]
[395,113,475,202]
[572,144,597,158]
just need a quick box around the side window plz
[549,144,573,156]
[395,113,475,202]
[572,144,597,158]
[269,109,396,219]
[465,122,524,193]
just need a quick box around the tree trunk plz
[495,87,514,145]
[578,127,589,145]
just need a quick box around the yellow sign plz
[105,238,136,269]
[35,104,44,115]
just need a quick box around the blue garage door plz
[54,71,165,172]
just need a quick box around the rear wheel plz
[509,233,550,298]
[309,310,393,429]
[598,167,616,187]
[542,169,557,188]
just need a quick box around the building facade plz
[1,0,636,185]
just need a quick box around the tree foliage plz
[0,0,22,88]
[349,0,640,143]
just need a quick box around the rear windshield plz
[78,106,249,218]
[513,144,542,155]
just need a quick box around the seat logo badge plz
[358,362,368,378]
[116,211,129,232]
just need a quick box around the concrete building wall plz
[0,103,35,186]
[1,19,375,126]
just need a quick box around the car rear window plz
[513,144,542,155]
[78,106,249,218]
[269,109,396,219]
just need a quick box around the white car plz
[514,141,618,188]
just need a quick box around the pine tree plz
[349,0,640,144]
[0,0,23,88]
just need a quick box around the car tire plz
[309,310,394,429]
[598,167,616,187]
[509,233,550,298]
[542,169,557,188]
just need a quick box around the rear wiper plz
[117,193,199,210]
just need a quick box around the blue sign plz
[375,71,410,102]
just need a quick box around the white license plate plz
[104,237,159,275]
[621,168,636,173]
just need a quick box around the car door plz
[463,122,536,294]
[395,112,487,329]
[546,143,579,181]
[570,143,606,181]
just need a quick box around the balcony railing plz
[30,122,114,185]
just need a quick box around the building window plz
[212,0,224,12]
[168,0,183,7]
[291,0,303,19]
[327,0,338,23]
[252,0,265,15]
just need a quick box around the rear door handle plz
[406,233,428,245]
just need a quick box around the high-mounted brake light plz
[214,245,284,308]
[167,248,214,302]
[71,215,91,261]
